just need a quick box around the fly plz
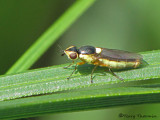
[61,45,143,83]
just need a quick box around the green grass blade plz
[0,50,160,119]
[0,50,160,100]
[6,0,95,74]
[1,87,160,119]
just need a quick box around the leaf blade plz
[0,50,160,101]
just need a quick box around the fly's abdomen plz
[98,58,141,69]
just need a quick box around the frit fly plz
[61,46,143,83]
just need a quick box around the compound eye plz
[69,53,77,59]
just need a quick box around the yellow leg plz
[91,65,98,83]
[77,61,85,65]
[67,64,77,80]
[108,68,123,81]
[64,61,74,69]
[66,61,85,80]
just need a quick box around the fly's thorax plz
[78,46,98,64]
[78,46,96,54]
[79,54,96,64]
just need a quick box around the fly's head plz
[61,46,79,60]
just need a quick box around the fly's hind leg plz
[108,68,123,81]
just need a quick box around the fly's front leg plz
[67,61,85,80]
[64,61,74,69]
[77,61,85,65]
[108,68,123,81]
[67,64,77,80]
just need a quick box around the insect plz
[61,45,143,83]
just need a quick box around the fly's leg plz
[64,61,74,69]
[108,68,123,81]
[67,64,77,80]
[66,61,85,80]
[77,61,85,65]
[91,65,98,83]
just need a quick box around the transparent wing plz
[97,48,143,62]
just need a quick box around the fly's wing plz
[97,48,143,62]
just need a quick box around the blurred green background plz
[1,0,160,120]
